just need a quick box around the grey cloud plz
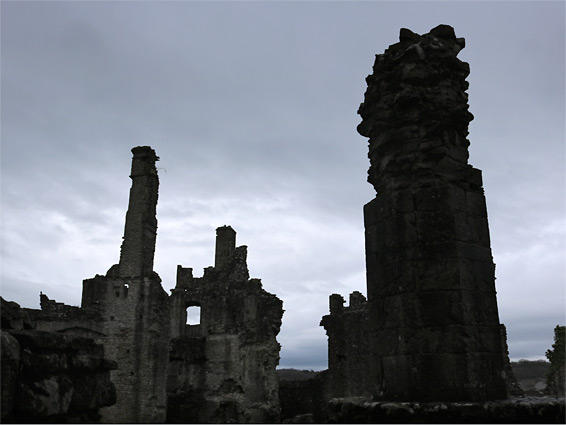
[1,1,564,369]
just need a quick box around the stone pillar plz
[358,25,507,401]
[214,226,236,271]
[119,146,159,278]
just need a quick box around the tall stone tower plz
[358,25,507,401]
[119,146,159,277]
[81,146,171,422]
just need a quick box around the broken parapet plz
[320,292,371,399]
[168,226,283,423]
[358,25,507,401]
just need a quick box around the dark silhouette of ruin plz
[1,24,564,425]
[323,24,507,403]
[6,147,283,423]
[168,225,283,423]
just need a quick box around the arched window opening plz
[186,306,201,325]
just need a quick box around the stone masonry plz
[17,146,283,423]
[357,25,507,401]
[168,226,283,423]
[27,147,172,422]
[320,291,371,399]
[80,147,171,423]
[1,298,117,423]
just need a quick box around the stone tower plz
[119,146,159,277]
[81,146,171,422]
[28,147,171,423]
[358,25,507,401]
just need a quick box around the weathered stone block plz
[415,211,457,241]
[416,258,460,291]
[1,331,20,422]
[21,350,68,373]
[17,375,74,417]
[1,298,33,330]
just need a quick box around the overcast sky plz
[1,1,564,370]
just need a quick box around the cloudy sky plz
[1,1,564,370]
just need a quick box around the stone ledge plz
[327,396,565,424]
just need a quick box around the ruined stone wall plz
[25,294,106,339]
[1,298,117,423]
[167,226,283,423]
[357,25,507,401]
[279,374,327,423]
[320,291,372,399]
[80,273,171,423]
[29,147,171,423]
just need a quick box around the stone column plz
[358,25,507,401]
[119,146,159,278]
[214,225,236,271]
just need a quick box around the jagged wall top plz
[357,25,475,193]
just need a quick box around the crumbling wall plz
[25,293,105,339]
[279,373,327,423]
[80,272,171,423]
[355,25,507,401]
[1,298,117,423]
[320,291,372,399]
[167,226,283,423]
[28,147,171,423]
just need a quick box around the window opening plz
[186,306,201,325]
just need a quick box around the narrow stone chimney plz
[214,225,236,271]
[118,146,159,277]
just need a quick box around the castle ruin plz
[167,225,283,423]
[4,23,565,425]
[22,147,283,423]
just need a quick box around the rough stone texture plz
[326,397,565,424]
[1,330,21,421]
[118,146,160,278]
[27,147,172,423]
[279,373,327,423]
[356,25,507,401]
[1,315,116,424]
[320,292,372,399]
[18,147,284,423]
[167,226,283,423]
[1,297,33,330]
